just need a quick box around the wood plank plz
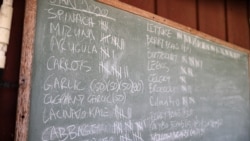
[119,0,155,13]
[156,0,197,29]
[226,0,250,49]
[15,0,36,140]
[198,0,226,40]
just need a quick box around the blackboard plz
[16,0,250,141]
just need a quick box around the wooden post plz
[15,0,36,140]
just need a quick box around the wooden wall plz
[0,0,249,140]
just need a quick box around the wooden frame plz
[15,0,36,140]
[15,0,250,140]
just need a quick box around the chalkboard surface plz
[28,0,250,140]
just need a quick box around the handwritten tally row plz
[41,118,223,141]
